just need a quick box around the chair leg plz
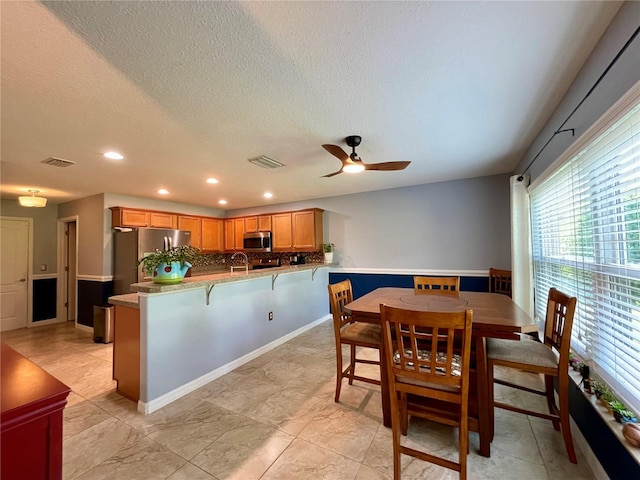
[544,375,560,431]
[390,389,403,480]
[348,344,356,385]
[400,392,408,436]
[558,374,577,464]
[335,342,344,403]
[487,359,495,441]
[459,408,468,480]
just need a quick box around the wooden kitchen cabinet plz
[272,213,293,249]
[201,218,224,251]
[233,218,245,249]
[113,306,140,402]
[245,215,272,232]
[178,215,202,249]
[111,207,176,229]
[293,209,323,250]
[111,207,149,228]
[149,212,176,229]
[224,219,235,250]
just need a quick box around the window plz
[530,100,640,412]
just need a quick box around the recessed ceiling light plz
[263,192,273,199]
[218,200,228,205]
[158,189,169,195]
[206,178,219,184]
[104,151,124,160]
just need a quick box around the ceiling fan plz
[321,135,411,178]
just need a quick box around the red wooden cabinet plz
[1,343,71,480]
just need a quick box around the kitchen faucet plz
[230,251,249,274]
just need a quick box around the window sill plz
[568,368,640,466]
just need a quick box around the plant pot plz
[152,261,191,284]
[614,411,623,423]
[324,252,334,263]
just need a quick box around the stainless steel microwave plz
[243,231,272,252]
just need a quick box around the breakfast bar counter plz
[108,263,332,414]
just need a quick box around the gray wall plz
[515,1,640,182]
[58,194,106,277]
[1,199,59,274]
[229,174,512,271]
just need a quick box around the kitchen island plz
[109,263,332,414]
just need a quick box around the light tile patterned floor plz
[2,321,597,479]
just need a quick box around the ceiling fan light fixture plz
[18,189,47,207]
[343,162,365,173]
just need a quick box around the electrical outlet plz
[268,311,273,321]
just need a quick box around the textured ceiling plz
[0,1,622,210]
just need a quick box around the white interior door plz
[1,219,29,331]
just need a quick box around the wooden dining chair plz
[488,268,512,297]
[381,304,473,480]
[486,287,578,463]
[328,280,381,402]
[413,276,460,295]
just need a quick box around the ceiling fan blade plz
[364,161,411,171]
[321,169,343,178]
[322,144,349,163]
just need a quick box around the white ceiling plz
[1,1,623,210]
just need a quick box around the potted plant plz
[138,245,201,284]
[609,400,626,420]
[323,242,335,263]
[620,409,637,424]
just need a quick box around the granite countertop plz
[108,293,139,308]
[128,262,335,294]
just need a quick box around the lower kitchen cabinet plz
[113,305,140,402]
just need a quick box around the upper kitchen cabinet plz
[224,218,245,250]
[245,215,272,232]
[177,216,202,249]
[272,213,293,250]
[272,209,323,251]
[201,218,224,252]
[293,209,323,250]
[111,207,176,229]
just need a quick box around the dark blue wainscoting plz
[569,377,639,479]
[328,272,489,299]
[77,280,114,328]
[33,278,57,321]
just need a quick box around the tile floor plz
[2,321,598,480]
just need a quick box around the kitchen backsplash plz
[192,251,324,267]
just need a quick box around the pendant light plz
[18,189,47,207]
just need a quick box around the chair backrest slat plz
[413,276,460,295]
[489,268,512,297]
[544,288,577,367]
[328,280,353,331]
[382,305,473,389]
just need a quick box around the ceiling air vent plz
[41,157,76,167]
[248,155,285,169]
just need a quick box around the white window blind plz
[530,101,640,412]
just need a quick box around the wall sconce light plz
[18,189,47,207]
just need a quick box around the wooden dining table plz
[345,287,537,457]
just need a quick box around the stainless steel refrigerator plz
[113,228,192,294]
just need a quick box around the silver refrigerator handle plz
[168,236,173,249]
[163,236,168,250]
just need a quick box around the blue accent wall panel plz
[33,278,57,321]
[328,272,489,299]
[77,280,114,327]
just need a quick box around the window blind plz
[530,102,640,412]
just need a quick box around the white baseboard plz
[138,314,331,415]
[28,317,62,327]
[75,323,93,333]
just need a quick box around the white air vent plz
[248,155,285,169]
[41,157,76,167]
